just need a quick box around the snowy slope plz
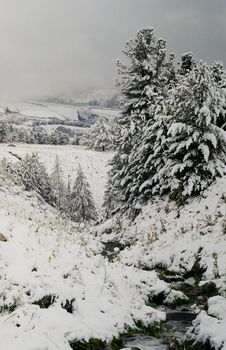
[4,101,119,123]
[0,144,113,208]
[98,176,226,349]
[0,179,165,350]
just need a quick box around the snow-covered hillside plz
[3,101,119,125]
[0,144,113,208]
[1,146,226,349]
[98,176,226,349]
[0,175,165,350]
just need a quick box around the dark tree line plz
[14,153,97,222]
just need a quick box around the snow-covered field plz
[0,144,113,208]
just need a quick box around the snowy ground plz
[0,144,113,209]
[1,143,226,349]
[98,176,226,349]
[0,176,165,350]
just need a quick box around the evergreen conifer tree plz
[69,165,97,222]
[82,120,115,151]
[121,97,171,204]
[179,52,196,76]
[50,155,66,210]
[158,61,226,200]
[106,27,176,210]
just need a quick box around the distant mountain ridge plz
[45,89,121,109]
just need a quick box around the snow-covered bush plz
[186,296,226,350]
[16,153,55,206]
[81,120,117,151]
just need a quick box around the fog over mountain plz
[0,0,225,101]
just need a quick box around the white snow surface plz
[0,182,165,350]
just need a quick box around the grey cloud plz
[0,0,225,100]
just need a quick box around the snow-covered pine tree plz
[157,61,226,201]
[0,121,10,142]
[106,28,176,211]
[121,97,171,205]
[82,120,115,151]
[50,155,66,211]
[179,52,196,76]
[17,153,55,205]
[211,61,226,130]
[69,165,97,222]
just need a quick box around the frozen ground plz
[0,144,113,209]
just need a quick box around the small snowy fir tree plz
[17,153,55,205]
[158,61,226,201]
[50,155,66,211]
[69,165,97,222]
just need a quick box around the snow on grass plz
[0,144,113,209]
[0,181,165,349]
[186,296,226,350]
[99,176,226,283]
[97,176,226,350]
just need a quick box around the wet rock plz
[62,299,75,314]
[33,295,55,308]
[0,233,7,242]
[200,281,218,298]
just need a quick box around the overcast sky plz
[0,0,226,100]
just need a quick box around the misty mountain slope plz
[2,101,119,126]
[0,144,113,208]
[0,178,166,350]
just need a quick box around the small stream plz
[122,315,193,350]
[102,245,215,350]
[119,278,215,350]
